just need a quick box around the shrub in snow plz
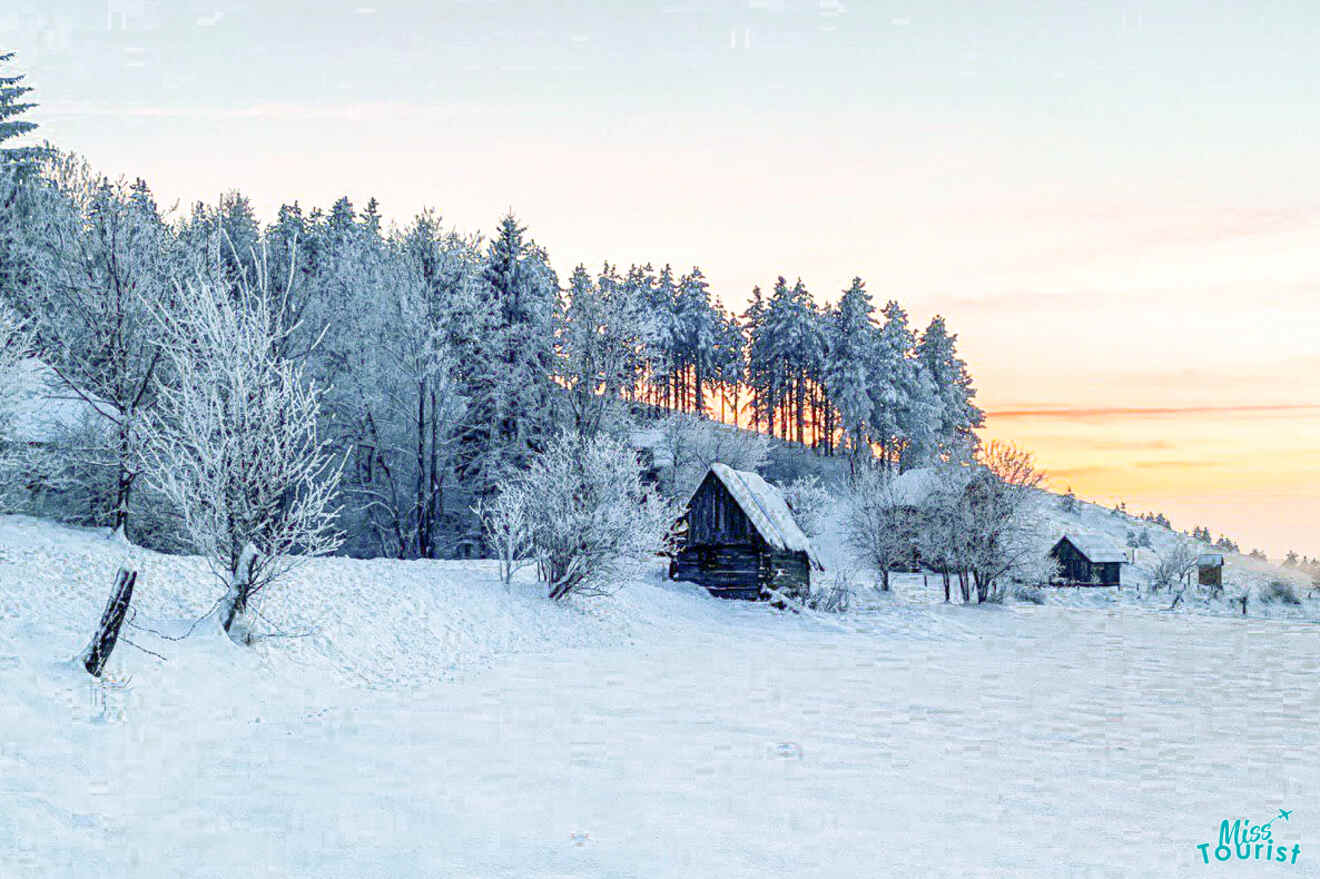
[473,482,535,588]
[495,431,680,601]
[1260,579,1301,606]
[807,569,854,613]
[782,475,833,538]
[1012,584,1047,605]
[141,247,344,642]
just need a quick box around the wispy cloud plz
[988,404,1320,419]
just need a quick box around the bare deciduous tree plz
[1151,537,1196,594]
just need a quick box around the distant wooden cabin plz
[1196,553,1224,587]
[1049,534,1126,586]
[670,463,823,601]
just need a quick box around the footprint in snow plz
[773,742,804,760]
[569,831,591,847]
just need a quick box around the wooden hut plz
[1048,534,1125,586]
[1196,553,1224,587]
[670,463,823,601]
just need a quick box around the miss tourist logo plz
[1197,809,1301,866]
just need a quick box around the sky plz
[4,0,1318,558]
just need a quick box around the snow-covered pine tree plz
[674,267,716,415]
[868,300,918,470]
[824,277,876,470]
[741,285,770,433]
[915,315,984,463]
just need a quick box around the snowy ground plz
[3,514,1319,878]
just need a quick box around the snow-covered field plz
[3,514,1319,878]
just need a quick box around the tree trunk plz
[83,568,136,677]
[220,544,261,644]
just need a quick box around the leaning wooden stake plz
[83,567,137,677]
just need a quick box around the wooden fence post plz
[83,568,137,678]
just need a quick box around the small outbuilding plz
[1196,553,1224,587]
[670,463,824,601]
[1049,533,1126,586]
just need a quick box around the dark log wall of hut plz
[673,471,812,601]
[686,472,758,545]
[1049,539,1122,586]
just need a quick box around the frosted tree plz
[0,52,47,173]
[141,248,343,643]
[0,302,32,500]
[915,315,983,462]
[458,213,558,503]
[1151,537,1196,593]
[954,441,1051,602]
[26,156,173,540]
[655,413,770,499]
[559,262,654,440]
[844,465,921,592]
[494,431,680,601]
[824,277,876,471]
[315,209,476,558]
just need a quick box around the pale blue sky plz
[4,0,1319,555]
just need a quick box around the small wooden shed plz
[670,463,823,601]
[1196,553,1224,587]
[1049,534,1125,586]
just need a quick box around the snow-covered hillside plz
[3,513,1320,878]
[1038,492,1314,609]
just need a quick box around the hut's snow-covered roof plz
[1059,533,1127,564]
[703,463,824,570]
[1196,553,1225,568]
[1,358,114,444]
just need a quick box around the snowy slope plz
[3,513,1320,878]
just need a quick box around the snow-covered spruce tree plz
[141,248,343,643]
[496,431,679,601]
[824,277,877,471]
[843,465,921,592]
[0,52,48,173]
[914,315,984,463]
[457,213,558,505]
[27,155,173,540]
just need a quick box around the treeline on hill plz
[0,54,982,569]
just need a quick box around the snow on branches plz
[484,431,680,601]
[140,245,344,641]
